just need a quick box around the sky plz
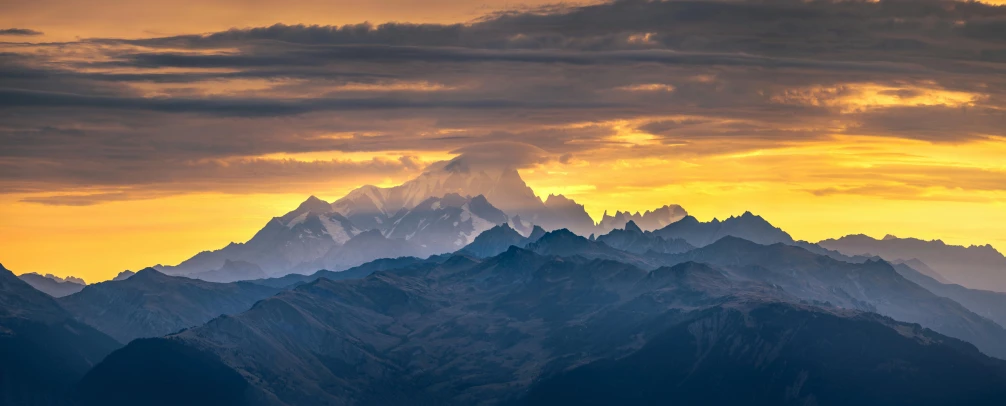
[2,0,1006,282]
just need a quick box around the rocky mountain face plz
[525,229,660,269]
[332,164,543,232]
[653,212,795,247]
[291,229,424,275]
[190,260,269,283]
[159,192,539,280]
[331,162,601,237]
[157,196,361,278]
[75,242,1006,405]
[595,204,688,234]
[459,223,546,258]
[596,220,695,255]
[58,269,280,343]
[819,234,1006,292]
[383,194,509,254]
[0,263,121,405]
[18,273,86,297]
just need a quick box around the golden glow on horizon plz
[3,132,1005,282]
[2,1,1005,284]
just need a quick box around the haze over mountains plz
[819,234,1006,292]
[18,273,86,298]
[76,244,1006,405]
[153,157,660,281]
[58,269,280,343]
[0,263,120,404]
[124,157,1005,300]
[3,158,1006,405]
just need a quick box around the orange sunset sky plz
[1,0,1005,281]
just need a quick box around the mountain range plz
[18,273,86,297]
[58,269,280,344]
[819,234,1006,292]
[0,263,121,404]
[652,212,795,247]
[140,160,1006,297]
[595,220,695,255]
[5,158,1006,405]
[595,204,688,234]
[152,160,680,282]
[75,244,1006,405]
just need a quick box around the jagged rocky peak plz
[597,204,688,234]
[21,272,86,285]
[544,193,576,207]
[653,211,793,247]
[17,272,87,298]
[279,195,333,224]
[623,220,643,234]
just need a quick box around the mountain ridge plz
[820,234,1006,292]
[0,262,122,404]
[58,268,280,343]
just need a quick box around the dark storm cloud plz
[4,0,1006,199]
[0,88,618,116]
[101,46,926,73]
[0,28,43,36]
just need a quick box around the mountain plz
[75,249,1006,405]
[893,258,953,284]
[156,157,630,280]
[525,229,659,269]
[190,260,269,283]
[293,229,424,275]
[523,302,1006,406]
[158,195,360,277]
[331,157,596,236]
[162,192,518,279]
[538,194,596,236]
[459,223,546,258]
[331,161,543,232]
[818,234,1006,292]
[893,262,1006,329]
[250,256,430,289]
[595,204,688,234]
[652,212,794,247]
[383,194,508,255]
[595,220,695,255]
[0,263,121,405]
[666,236,1006,359]
[58,268,280,343]
[111,270,135,281]
[18,273,85,297]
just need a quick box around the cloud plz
[0,87,619,117]
[19,192,147,206]
[4,0,1006,203]
[444,141,555,171]
[0,28,43,36]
